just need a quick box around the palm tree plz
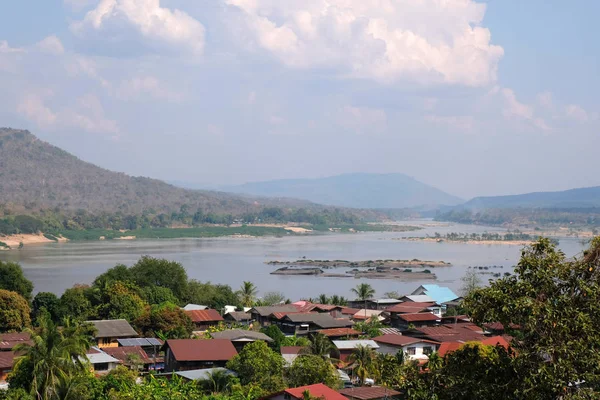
[238,281,258,308]
[351,283,375,320]
[12,314,92,400]
[317,294,330,304]
[202,369,235,394]
[281,334,311,347]
[302,333,335,360]
[426,351,443,372]
[349,344,376,386]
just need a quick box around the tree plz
[58,286,93,321]
[134,302,193,339]
[141,286,179,306]
[464,238,600,398]
[317,294,330,304]
[330,295,348,306]
[92,264,133,289]
[0,261,33,300]
[349,344,376,385]
[354,318,384,338]
[129,256,188,300]
[0,289,31,331]
[237,281,258,308]
[460,269,482,297]
[260,325,286,351]
[281,334,311,347]
[9,314,92,399]
[351,283,375,317]
[383,291,400,299]
[260,291,285,306]
[371,353,402,389]
[302,333,335,360]
[199,369,237,394]
[97,282,147,321]
[184,280,239,310]
[32,292,61,322]
[226,341,285,392]
[288,355,339,388]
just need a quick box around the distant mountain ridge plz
[0,128,296,215]
[222,173,464,209]
[463,186,600,210]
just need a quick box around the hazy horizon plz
[1,1,598,199]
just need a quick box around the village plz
[1,283,511,399]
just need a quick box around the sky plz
[0,0,598,199]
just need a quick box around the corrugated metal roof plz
[401,295,436,303]
[224,311,251,321]
[397,313,440,322]
[373,334,439,347]
[379,327,402,335]
[183,304,208,311]
[318,328,361,337]
[339,386,401,400]
[165,339,237,362]
[285,384,348,400]
[412,285,458,304]
[0,332,31,350]
[250,305,298,316]
[185,309,224,323]
[85,348,121,365]
[176,367,236,381]
[332,340,379,350]
[87,320,138,339]
[117,338,162,347]
[283,313,354,329]
[0,351,16,369]
[210,329,273,342]
[386,302,437,314]
[103,346,151,363]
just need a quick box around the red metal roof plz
[185,309,224,323]
[341,307,360,315]
[284,384,348,400]
[387,302,436,313]
[338,386,401,400]
[373,334,439,347]
[398,313,440,322]
[318,328,361,337]
[437,342,463,357]
[280,346,304,355]
[0,351,16,369]
[103,346,151,363]
[0,332,31,350]
[165,339,237,362]
[438,336,510,357]
[411,324,485,343]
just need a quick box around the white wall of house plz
[376,342,437,361]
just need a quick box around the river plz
[0,221,588,300]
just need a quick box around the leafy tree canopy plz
[0,261,33,300]
[0,289,31,332]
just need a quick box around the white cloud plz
[116,75,183,102]
[0,40,25,72]
[64,0,95,12]
[0,40,25,54]
[338,105,387,134]
[225,0,503,86]
[425,115,475,132]
[17,92,119,135]
[537,91,553,109]
[71,0,206,55]
[499,88,550,131]
[565,104,589,123]
[37,35,66,55]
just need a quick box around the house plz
[332,340,379,363]
[163,339,237,372]
[411,285,458,305]
[0,332,31,351]
[438,336,510,358]
[339,386,402,400]
[387,301,442,317]
[317,328,361,340]
[209,329,273,351]
[373,334,439,361]
[248,305,299,326]
[85,347,121,375]
[264,383,349,400]
[117,338,163,359]
[103,346,154,370]
[87,319,138,348]
[347,299,402,310]
[392,313,441,331]
[351,309,390,323]
[379,327,402,336]
[182,304,208,311]
[398,295,436,303]
[175,367,236,382]
[185,309,224,331]
[281,346,305,367]
[276,313,354,335]
[405,324,486,343]
[339,308,361,318]
[224,311,252,325]
[0,352,16,383]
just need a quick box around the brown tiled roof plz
[0,351,16,369]
[271,312,297,320]
[312,304,341,312]
[318,328,361,337]
[339,386,401,400]
[285,384,348,400]
[283,313,354,329]
[373,334,439,347]
[165,339,237,362]
[103,346,151,363]
[411,324,485,343]
[280,346,304,355]
[225,312,251,321]
[87,319,138,339]
[0,332,31,350]
[250,305,298,317]
[397,313,440,322]
[185,309,224,323]
[387,302,436,313]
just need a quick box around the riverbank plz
[396,237,534,246]
[0,233,68,249]
[270,266,437,281]
[267,258,451,269]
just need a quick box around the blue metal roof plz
[417,285,458,304]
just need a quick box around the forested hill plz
[223,173,463,209]
[0,129,335,218]
[463,186,600,210]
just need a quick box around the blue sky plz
[0,0,598,199]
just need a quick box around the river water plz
[0,222,587,300]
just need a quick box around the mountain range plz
[221,173,464,209]
[462,186,600,210]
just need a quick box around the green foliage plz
[185,280,239,310]
[0,261,33,300]
[303,333,336,360]
[260,325,286,351]
[238,281,258,308]
[32,292,61,322]
[351,283,375,301]
[464,238,600,398]
[141,285,179,306]
[0,289,31,331]
[460,269,482,297]
[259,291,285,306]
[92,264,134,288]
[130,256,189,300]
[9,314,92,399]
[227,341,285,392]
[349,344,376,385]
[101,366,138,394]
[58,286,93,321]
[96,281,147,321]
[287,355,339,388]
[354,318,384,338]
[134,302,193,339]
